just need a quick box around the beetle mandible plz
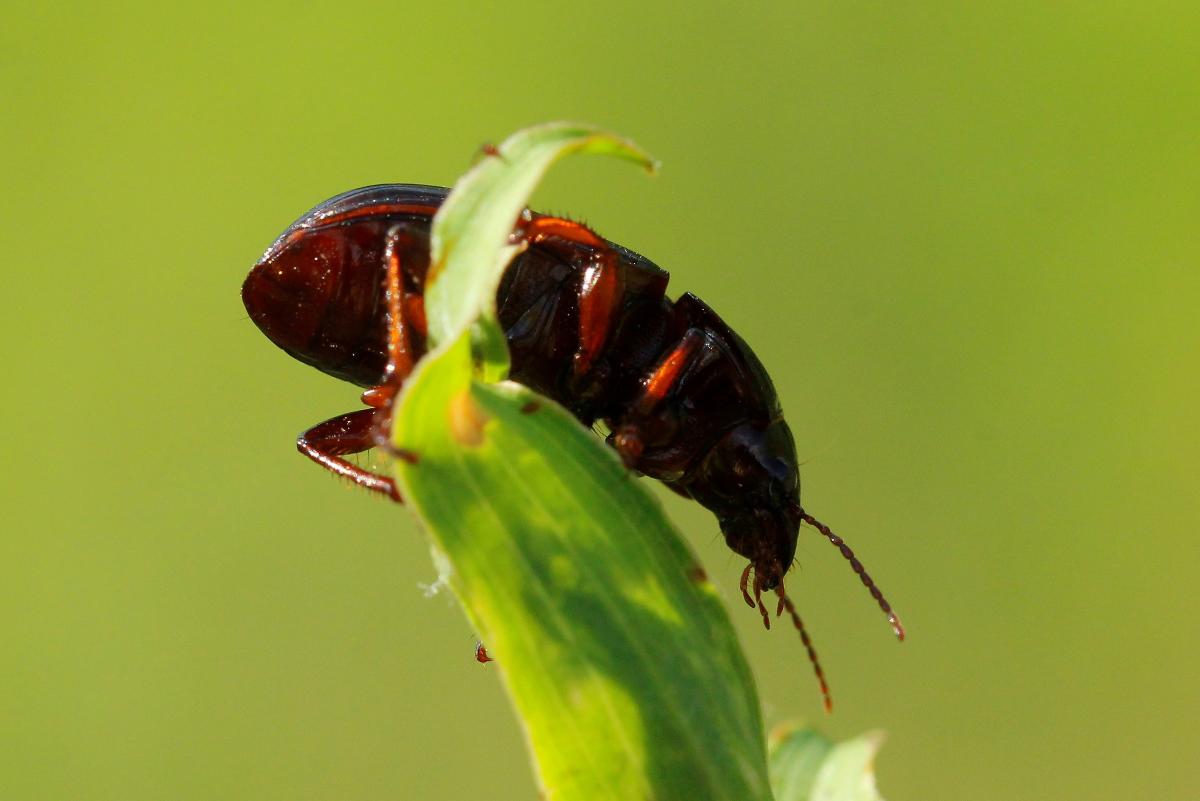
[242,183,904,710]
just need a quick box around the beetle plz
[242,183,903,710]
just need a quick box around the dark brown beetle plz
[242,183,903,709]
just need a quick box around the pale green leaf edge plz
[424,121,657,351]
[768,723,888,801]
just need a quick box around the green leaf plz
[769,724,888,801]
[768,723,834,800]
[389,124,772,801]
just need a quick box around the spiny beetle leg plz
[376,224,418,404]
[365,223,422,455]
[297,409,403,503]
[295,223,427,503]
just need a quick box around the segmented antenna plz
[776,586,833,713]
[741,563,832,711]
[800,511,906,641]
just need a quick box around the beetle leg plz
[519,215,622,377]
[297,409,404,502]
[610,426,644,467]
[296,223,425,502]
[609,328,710,465]
[359,223,423,458]
[379,225,417,400]
[634,328,709,416]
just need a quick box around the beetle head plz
[688,419,802,590]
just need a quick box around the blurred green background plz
[2,2,1196,799]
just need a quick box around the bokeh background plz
[3,3,1197,799]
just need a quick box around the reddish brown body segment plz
[242,184,904,710]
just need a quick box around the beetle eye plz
[765,456,791,483]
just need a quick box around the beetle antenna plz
[775,584,832,713]
[800,511,906,641]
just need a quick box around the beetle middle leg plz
[296,224,420,501]
[609,328,712,466]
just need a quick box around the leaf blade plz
[768,723,834,801]
[393,339,772,800]
[769,724,888,801]
[391,122,772,801]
